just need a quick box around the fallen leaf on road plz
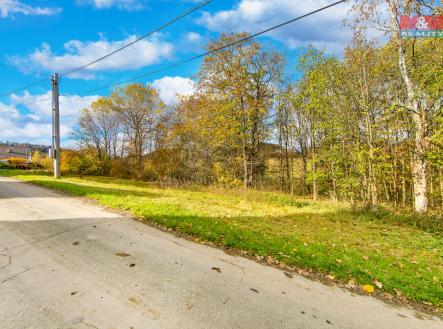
[115,252,131,257]
[129,263,136,267]
[362,285,374,294]
[128,297,140,304]
[212,267,221,273]
[72,242,79,246]
[250,288,259,293]
[284,272,293,279]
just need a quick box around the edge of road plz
[1,174,442,319]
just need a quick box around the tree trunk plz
[243,140,249,189]
[401,157,407,207]
[429,168,434,209]
[240,97,250,189]
[310,128,318,201]
[366,114,377,205]
[284,116,291,193]
[331,161,337,202]
[383,179,390,202]
[388,1,428,213]
[392,126,399,207]
[278,111,284,193]
[412,108,428,213]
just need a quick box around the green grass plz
[2,169,442,309]
[0,162,13,169]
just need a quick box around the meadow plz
[1,170,442,311]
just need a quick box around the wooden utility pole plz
[51,73,61,179]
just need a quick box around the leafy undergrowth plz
[2,170,442,310]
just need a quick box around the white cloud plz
[177,31,207,54]
[152,76,195,106]
[10,92,99,121]
[198,0,353,51]
[0,103,19,118]
[76,0,145,11]
[0,0,62,18]
[0,120,52,141]
[0,92,98,145]
[9,35,174,79]
[185,32,203,43]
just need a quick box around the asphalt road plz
[0,176,441,329]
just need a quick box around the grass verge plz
[1,170,442,311]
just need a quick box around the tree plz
[293,47,338,200]
[68,26,442,213]
[352,0,443,213]
[198,33,283,188]
[110,83,165,177]
[76,97,120,174]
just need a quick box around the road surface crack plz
[82,320,99,329]
[216,257,246,283]
[0,267,32,286]
[0,253,12,271]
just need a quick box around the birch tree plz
[353,0,442,213]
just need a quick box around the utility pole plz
[51,73,61,179]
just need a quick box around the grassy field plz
[1,170,442,310]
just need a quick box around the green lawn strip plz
[2,170,442,308]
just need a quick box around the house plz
[0,144,32,162]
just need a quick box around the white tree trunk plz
[388,0,428,213]
[412,107,428,213]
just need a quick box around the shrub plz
[8,158,27,168]
[109,158,131,179]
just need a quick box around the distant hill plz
[0,142,50,161]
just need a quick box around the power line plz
[60,0,212,78]
[0,78,49,99]
[77,0,347,95]
[0,1,346,111]
[0,0,212,99]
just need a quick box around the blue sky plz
[0,0,353,146]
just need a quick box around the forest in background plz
[30,1,443,214]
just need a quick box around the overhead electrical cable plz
[0,0,212,99]
[0,1,346,111]
[60,0,212,78]
[77,0,347,95]
[0,78,49,99]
